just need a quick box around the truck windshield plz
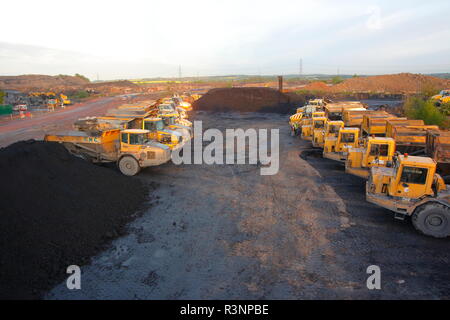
[329,125,340,134]
[144,120,165,131]
[314,120,325,129]
[129,133,147,145]
[163,117,176,125]
[400,166,428,185]
[341,133,355,143]
[369,144,389,157]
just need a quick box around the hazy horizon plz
[2,0,450,80]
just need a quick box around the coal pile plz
[0,140,151,299]
[194,87,294,113]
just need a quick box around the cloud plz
[366,5,382,30]
[1,0,450,78]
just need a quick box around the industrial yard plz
[0,82,449,299]
[1,0,450,304]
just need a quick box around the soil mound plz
[0,140,150,299]
[193,87,293,113]
[331,73,450,94]
[301,81,330,91]
[0,74,89,92]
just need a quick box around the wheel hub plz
[427,214,443,227]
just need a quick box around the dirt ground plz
[45,111,450,300]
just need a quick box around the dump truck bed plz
[45,129,121,162]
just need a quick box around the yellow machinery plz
[431,90,450,105]
[159,112,193,140]
[301,112,324,141]
[323,127,360,162]
[343,110,388,128]
[426,130,450,180]
[311,116,328,148]
[103,107,184,150]
[289,112,303,136]
[300,118,312,140]
[345,137,396,179]
[60,94,71,106]
[45,129,171,176]
[366,154,450,238]
[387,124,438,154]
[142,117,183,150]
[324,102,366,121]
[361,114,404,136]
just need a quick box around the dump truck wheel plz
[118,156,141,176]
[412,203,450,238]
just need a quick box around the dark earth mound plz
[194,87,296,113]
[0,140,151,299]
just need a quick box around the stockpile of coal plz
[194,87,295,113]
[0,140,151,299]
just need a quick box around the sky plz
[1,0,450,80]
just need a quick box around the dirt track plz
[46,112,450,299]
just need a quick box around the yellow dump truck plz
[311,116,328,148]
[45,128,171,176]
[366,154,450,238]
[314,120,344,149]
[323,127,360,162]
[346,124,440,179]
[387,124,438,154]
[324,102,366,121]
[106,108,183,150]
[141,117,184,149]
[345,137,396,179]
[343,110,388,128]
[301,112,325,141]
[426,130,450,180]
[157,112,193,141]
[361,114,404,136]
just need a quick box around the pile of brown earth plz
[0,74,144,95]
[331,73,450,94]
[84,80,142,94]
[0,74,89,92]
[194,87,293,113]
[301,81,330,91]
[0,140,151,299]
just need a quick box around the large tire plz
[412,203,450,238]
[118,156,141,176]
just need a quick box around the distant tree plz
[420,83,440,99]
[0,90,5,104]
[352,74,359,78]
[404,96,445,126]
[331,76,344,84]
[74,73,90,82]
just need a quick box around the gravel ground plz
[46,112,450,300]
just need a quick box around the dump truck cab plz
[311,117,327,148]
[366,154,450,238]
[345,137,396,179]
[159,112,193,140]
[323,127,360,162]
[142,117,183,150]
